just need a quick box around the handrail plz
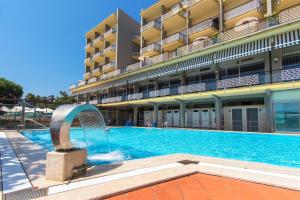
[25,118,48,129]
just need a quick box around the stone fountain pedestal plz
[46,149,87,181]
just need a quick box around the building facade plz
[70,0,300,133]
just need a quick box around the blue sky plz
[0,0,155,97]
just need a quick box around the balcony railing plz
[224,0,263,21]
[279,4,300,24]
[189,38,214,53]
[128,93,143,100]
[142,20,161,32]
[85,42,93,50]
[104,27,117,38]
[102,96,122,104]
[70,84,77,90]
[101,68,120,80]
[178,83,206,94]
[126,62,141,72]
[89,99,98,105]
[189,0,204,7]
[104,45,116,53]
[149,88,170,98]
[84,72,91,79]
[143,54,162,66]
[162,4,185,21]
[92,67,101,74]
[84,57,92,65]
[217,74,260,89]
[93,35,104,43]
[141,43,161,55]
[88,77,97,84]
[162,33,187,46]
[189,19,217,35]
[102,62,116,72]
[78,80,86,87]
[282,67,300,81]
[92,51,104,60]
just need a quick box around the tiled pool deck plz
[1,130,300,200]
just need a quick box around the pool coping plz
[2,130,300,199]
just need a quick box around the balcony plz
[89,99,98,105]
[85,42,93,52]
[70,84,77,90]
[162,4,186,32]
[103,45,116,58]
[224,0,264,29]
[189,19,218,41]
[84,72,91,80]
[131,34,140,45]
[282,67,300,81]
[279,4,300,24]
[93,35,104,48]
[162,33,187,51]
[84,57,93,66]
[217,74,260,89]
[189,0,219,25]
[102,96,122,104]
[275,0,300,12]
[128,93,143,101]
[179,83,206,94]
[102,62,116,74]
[141,43,161,57]
[188,38,213,53]
[141,20,161,41]
[143,54,162,67]
[78,80,86,87]
[92,67,102,77]
[88,77,97,84]
[149,88,170,98]
[126,62,141,72]
[104,27,117,43]
[92,51,105,62]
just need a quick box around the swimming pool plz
[22,127,300,168]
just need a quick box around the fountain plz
[46,104,107,181]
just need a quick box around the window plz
[275,102,300,132]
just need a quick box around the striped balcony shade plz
[214,38,271,63]
[177,54,214,72]
[274,29,300,49]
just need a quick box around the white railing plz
[126,62,141,72]
[178,83,206,94]
[88,77,97,84]
[92,51,104,60]
[128,93,143,100]
[189,19,215,35]
[102,96,122,104]
[189,0,204,7]
[282,68,300,81]
[141,43,161,55]
[217,74,260,89]
[149,88,170,98]
[103,62,116,72]
[224,0,263,21]
[143,54,162,66]
[84,42,93,50]
[70,84,77,90]
[189,38,213,53]
[78,80,86,87]
[279,4,300,24]
[93,35,104,44]
[89,99,98,105]
[162,33,187,46]
[142,20,161,32]
[101,68,120,80]
[162,4,184,21]
[104,27,117,38]
[104,45,116,53]
[92,67,101,74]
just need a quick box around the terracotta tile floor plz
[105,173,300,200]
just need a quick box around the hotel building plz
[70,0,300,133]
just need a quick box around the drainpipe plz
[219,0,224,32]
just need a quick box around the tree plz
[0,78,23,104]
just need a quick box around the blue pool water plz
[22,127,300,168]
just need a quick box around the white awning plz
[274,29,300,49]
[177,54,214,72]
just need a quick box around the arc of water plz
[49,104,107,151]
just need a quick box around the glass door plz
[247,108,259,132]
[232,108,243,131]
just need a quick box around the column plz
[154,78,159,90]
[153,104,159,126]
[265,90,273,132]
[218,0,224,32]
[116,109,119,126]
[179,101,186,128]
[213,95,222,130]
[266,0,273,17]
[133,106,138,126]
[271,48,283,83]
[180,72,186,85]
[85,93,90,104]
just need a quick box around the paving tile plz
[106,173,300,200]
